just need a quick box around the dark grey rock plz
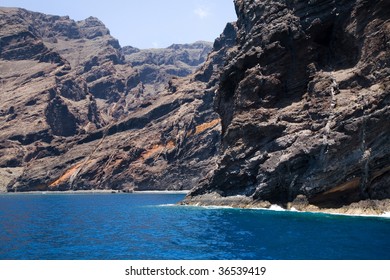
[184,0,390,211]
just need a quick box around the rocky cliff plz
[183,0,390,213]
[122,41,212,111]
[2,1,390,214]
[0,7,219,192]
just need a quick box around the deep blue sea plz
[0,193,389,260]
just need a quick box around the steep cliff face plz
[122,41,212,111]
[0,7,219,192]
[184,0,390,212]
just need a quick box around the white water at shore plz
[180,203,390,219]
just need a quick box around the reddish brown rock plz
[0,7,219,192]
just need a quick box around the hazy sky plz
[1,0,237,49]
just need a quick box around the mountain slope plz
[0,7,219,192]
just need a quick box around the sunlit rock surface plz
[183,0,390,212]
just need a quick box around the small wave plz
[260,205,298,213]
[381,212,390,218]
[198,205,234,209]
[300,210,390,219]
[156,204,177,207]
[250,206,390,219]
[268,205,286,211]
[170,203,234,210]
[250,205,288,212]
[159,202,390,218]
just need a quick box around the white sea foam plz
[381,212,390,218]
[268,204,286,211]
[200,205,234,209]
[178,203,235,210]
[251,205,299,213]
[301,210,390,219]
[249,205,390,219]
[156,204,177,207]
[171,201,390,219]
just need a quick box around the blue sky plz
[1,0,237,49]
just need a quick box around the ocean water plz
[0,193,389,260]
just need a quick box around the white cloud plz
[194,7,210,19]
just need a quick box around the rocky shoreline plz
[0,189,189,195]
[181,193,390,217]
[1,187,388,217]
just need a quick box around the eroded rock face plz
[184,0,390,209]
[122,41,213,111]
[0,7,219,192]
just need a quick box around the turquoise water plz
[0,193,389,260]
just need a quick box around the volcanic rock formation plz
[0,7,219,192]
[183,0,390,212]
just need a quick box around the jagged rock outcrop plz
[183,0,390,212]
[122,41,212,111]
[0,7,218,192]
[124,41,212,78]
